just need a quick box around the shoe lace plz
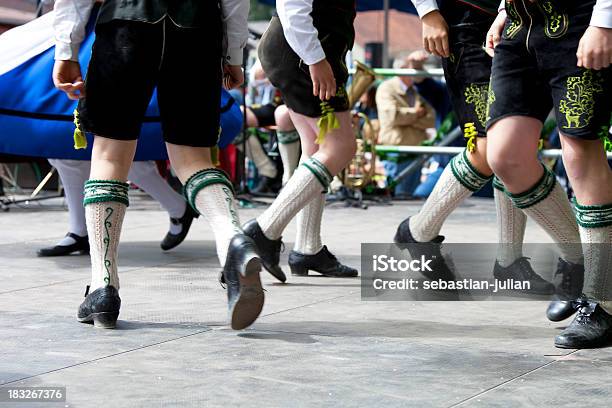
[574,298,595,325]
[516,257,545,281]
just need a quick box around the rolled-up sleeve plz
[221,0,249,65]
[591,0,612,28]
[53,0,94,61]
[411,0,439,18]
[277,0,326,66]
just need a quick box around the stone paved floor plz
[0,193,610,407]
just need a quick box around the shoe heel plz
[92,311,119,329]
[290,264,309,276]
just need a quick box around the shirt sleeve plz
[591,0,612,28]
[277,0,326,66]
[411,0,439,19]
[221,0,249,65]
[53,0,95,61]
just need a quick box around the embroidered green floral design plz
[464,83,491,128]
[505,1,523,39]
[559,70,604,129]
[538,1,568,39]
[103,207,113,285]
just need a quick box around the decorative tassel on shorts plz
[73,109,87,150]
[316,102,340,145]
[463,122,477,153]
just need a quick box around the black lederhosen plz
[78,4,223,147]
[488,0,612,140]
[250,103,278,128]
[258,2,356,118]
[440,1,496,138]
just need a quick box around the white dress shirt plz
[53,0,249,64]
[415,0,611,28]
[276,0,326,66]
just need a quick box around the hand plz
[223,64,244,89]
[421,11,449,58]
[416,105,427,118]
[485,10,507,57]
[577,26,612,70]
[309,59,336,101]
[53,60,85,100]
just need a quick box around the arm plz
[411,0,439,19]
[410,0,449,57]
[53,0,95,61]
[577,0,612,70]
[221,0,249,66]
[411,101,436,130]
[277,0,325,65]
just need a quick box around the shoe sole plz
[290,266,358,278]
[77,311,119,329]
[230,257,265,330]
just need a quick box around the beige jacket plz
[376,77,435,146]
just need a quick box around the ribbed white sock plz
[507,166,582,263]
[493,178,527,267]
[277,130,301,185]
[576,201,612,311]
[246,134,277,179]
[84,180,129,291]
[409,151,491,242]
[184,169,242,266]
[293,192,325,255]
[257,157,332,240]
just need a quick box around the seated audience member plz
[376,55,436,198]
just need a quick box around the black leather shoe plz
[160,205,199,251]
[242,219,287,283]
[77,285,121,329]
[37,233,89,257]
[493,257,555,295]
[393,217,455,281]
[289,246,358,277]
[547,258,584,321]
[555,297,612,349]
[222,234,265,330]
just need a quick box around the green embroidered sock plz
[576,201,612,308]
[184,168,241,266]
[84,180,129,291]
[277,130,301,185]
[506,165,582,263]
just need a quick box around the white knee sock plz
[84,180,129,291]
[576,201,612,312]
[49,159,90,238]
[409,150,492,242]
[277,130,301,185]
[184,169,242,266]
[257,157,332,240]
[246,134,277,179]
[493,177,527,267]
[506,165,582,263]
[294,192,325,255]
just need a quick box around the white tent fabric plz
[0,11,56,76]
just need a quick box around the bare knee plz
[274,105,294,131]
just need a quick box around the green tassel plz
[316,103,340,144]
[463,122,478,153]
[72,109,87,150]
[604,136,612,153]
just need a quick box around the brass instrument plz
[341,61,378,190]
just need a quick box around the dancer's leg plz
[275,105,300,185]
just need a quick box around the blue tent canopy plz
[0,12,243,161]
[257,0,417,14]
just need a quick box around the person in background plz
[376,54,436,198]
[38,159,197,256]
